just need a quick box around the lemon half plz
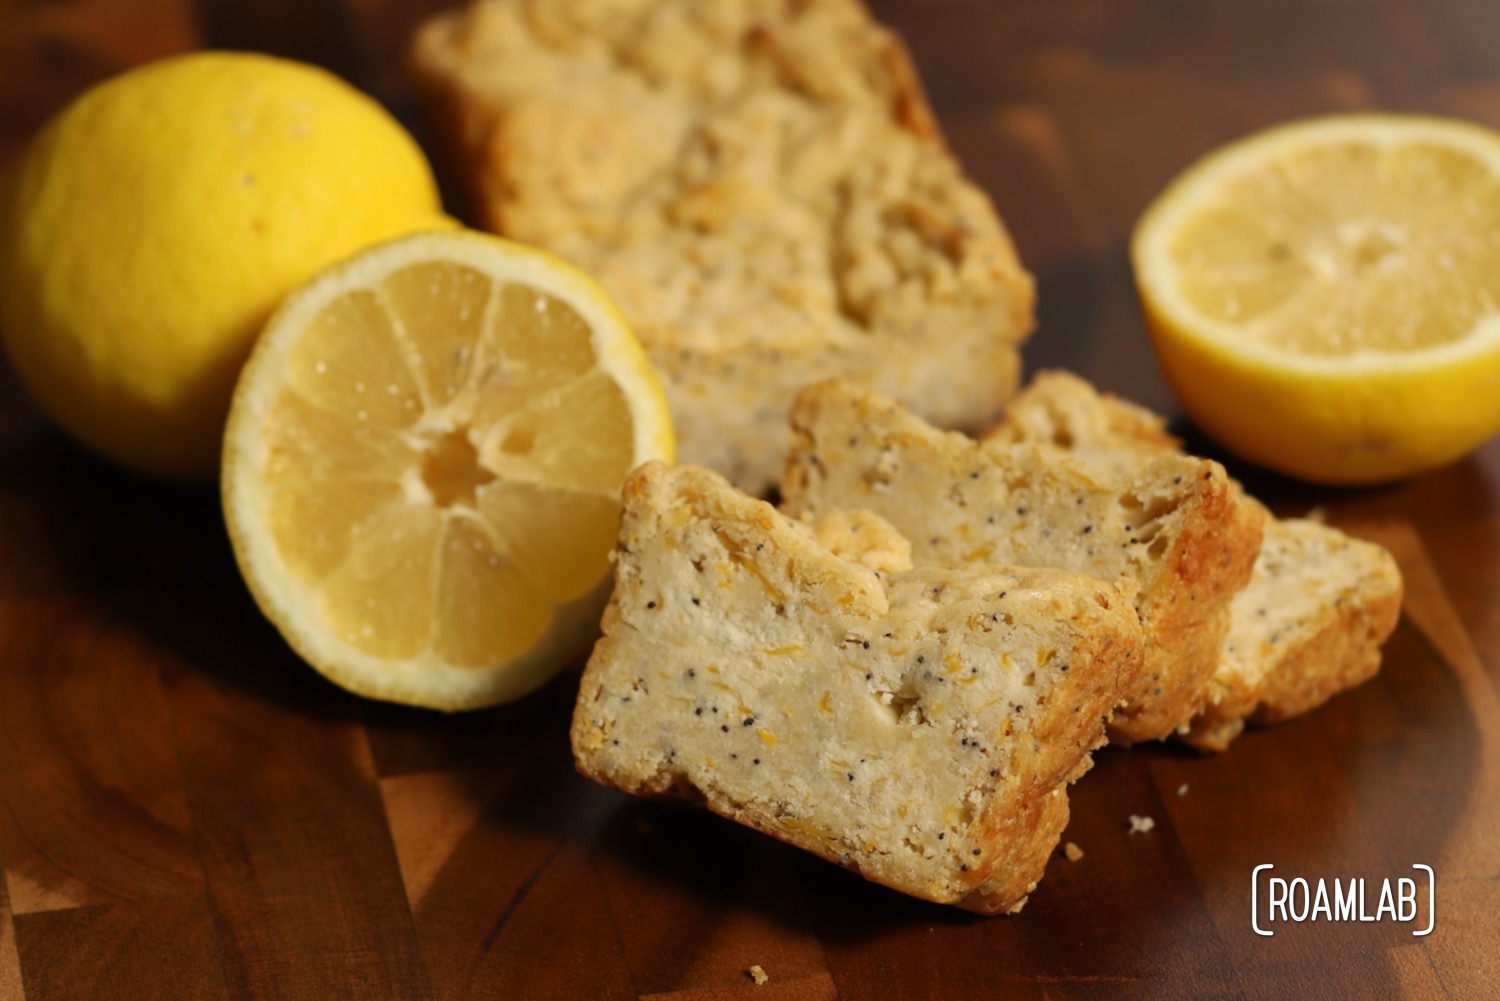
[1134,113,1500,484]
[223,230,673,710]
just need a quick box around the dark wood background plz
[3,1,1498,998]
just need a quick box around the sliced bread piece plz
[410,0,1033,493]
[572,461,1144,913]
[988,370,1404,750]
[781,379,1264,744]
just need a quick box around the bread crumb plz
[747,965,769,986]
[1063,841,1084,861]
[1128,814,1155,834]
[1176,783,1189,797]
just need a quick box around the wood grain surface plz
[3,1,1499,998]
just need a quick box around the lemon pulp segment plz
[260,260,632,669]
[1167,136,1500,356]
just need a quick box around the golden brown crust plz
[410,0,1034,492]
[782,378,1263,744]
[964,783,1070,914]
[1180,521,1404,751]
[573,461,1143,913]
[1248,583,1402,724]
[1108,463,1265,743]
[993,370,1405,750]
[985,369,1181,456]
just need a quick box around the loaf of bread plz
[410,0,1034,493]
[781,379,1264,744]
[572,461,1144,913]
[987,370,1403,750]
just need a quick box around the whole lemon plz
[0,52,451,481]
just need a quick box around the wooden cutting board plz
[2,1,1498,997]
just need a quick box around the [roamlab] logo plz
[1251,864,1435,937]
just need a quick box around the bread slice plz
[572,461,1144,913]
[781,379,1264,744]
[987,370,1404,750]
[410,0,1034,493]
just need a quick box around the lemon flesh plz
[0,52,449,480]
[1134,114,1500,484]
[224,231,673,710]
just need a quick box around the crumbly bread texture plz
[988,370,1404,750]
[782,379,1264,744]
[572,462,1144,913]
[410,0,1034,492]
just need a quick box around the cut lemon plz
[222,230,673,710]
[1133,113,1500,484]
